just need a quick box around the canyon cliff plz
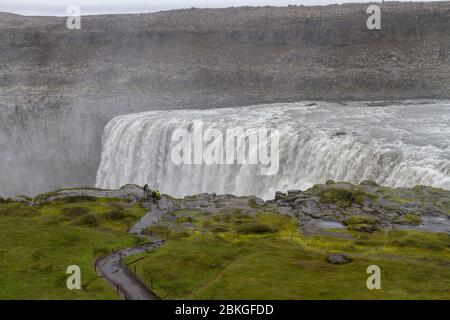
[1,2,450,196]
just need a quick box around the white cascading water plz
[96,101,450,199]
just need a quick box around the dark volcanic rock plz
[275,191,286,201]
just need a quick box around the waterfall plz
[96,101,450,199]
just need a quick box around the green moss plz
[320,188,355,207]
[212,212,252,224]
[347,224,379,233]
[0,198,20,204]
[144,224,171,238]
[103,209,127,221]
[394,213,423,225]
[319,184,379,208]
[170,231,192,240]
[352,190,378,205]
[237,222,276,234]
[208,225,229,233]
[92,246,110,256]
[45,196,98,205]
[74,213,100,227]
[62,206,91,219]
[0,203,39,217]
[355,230,450,252]
[344,215,379,226]
[383,185,448,210]
[176,216,193,224]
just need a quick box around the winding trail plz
[95,199,168,300]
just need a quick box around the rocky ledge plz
[269,181,450,234]
[8,181,449,236]
[167,181,450,235]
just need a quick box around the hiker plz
[143,184,150,197]
[151,189,161,203]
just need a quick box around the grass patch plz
[129,210,450,300]
[394,214,423,225]
[344,215,379,226]
[176,216,194,224]
[74,213,100,227]
[237,222,276,234]
[0,197,147,299]
[62,206,91,219]
[103,209,127,221]
[0,203,39,217]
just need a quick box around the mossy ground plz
[394,213,423,225]
[2,185,450,300]
[127,210,450,300]
[318,185,378,208]
[0,197,147,299]
[382,185,450,216]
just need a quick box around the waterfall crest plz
[96,101,450,199]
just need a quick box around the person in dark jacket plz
[143,184,150,197]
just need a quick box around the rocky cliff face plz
[1,2,450,196]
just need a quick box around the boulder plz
[275,191,286,201]
[276,200,289,207]
[301,202,322,218]
[253,198,266,206]
[327,254,352,265]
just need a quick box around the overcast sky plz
[0,0,442,16]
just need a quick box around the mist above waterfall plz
[96,101,450,199]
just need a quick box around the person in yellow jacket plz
[151,189,161,203]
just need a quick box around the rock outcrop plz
[28,182,450,234]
